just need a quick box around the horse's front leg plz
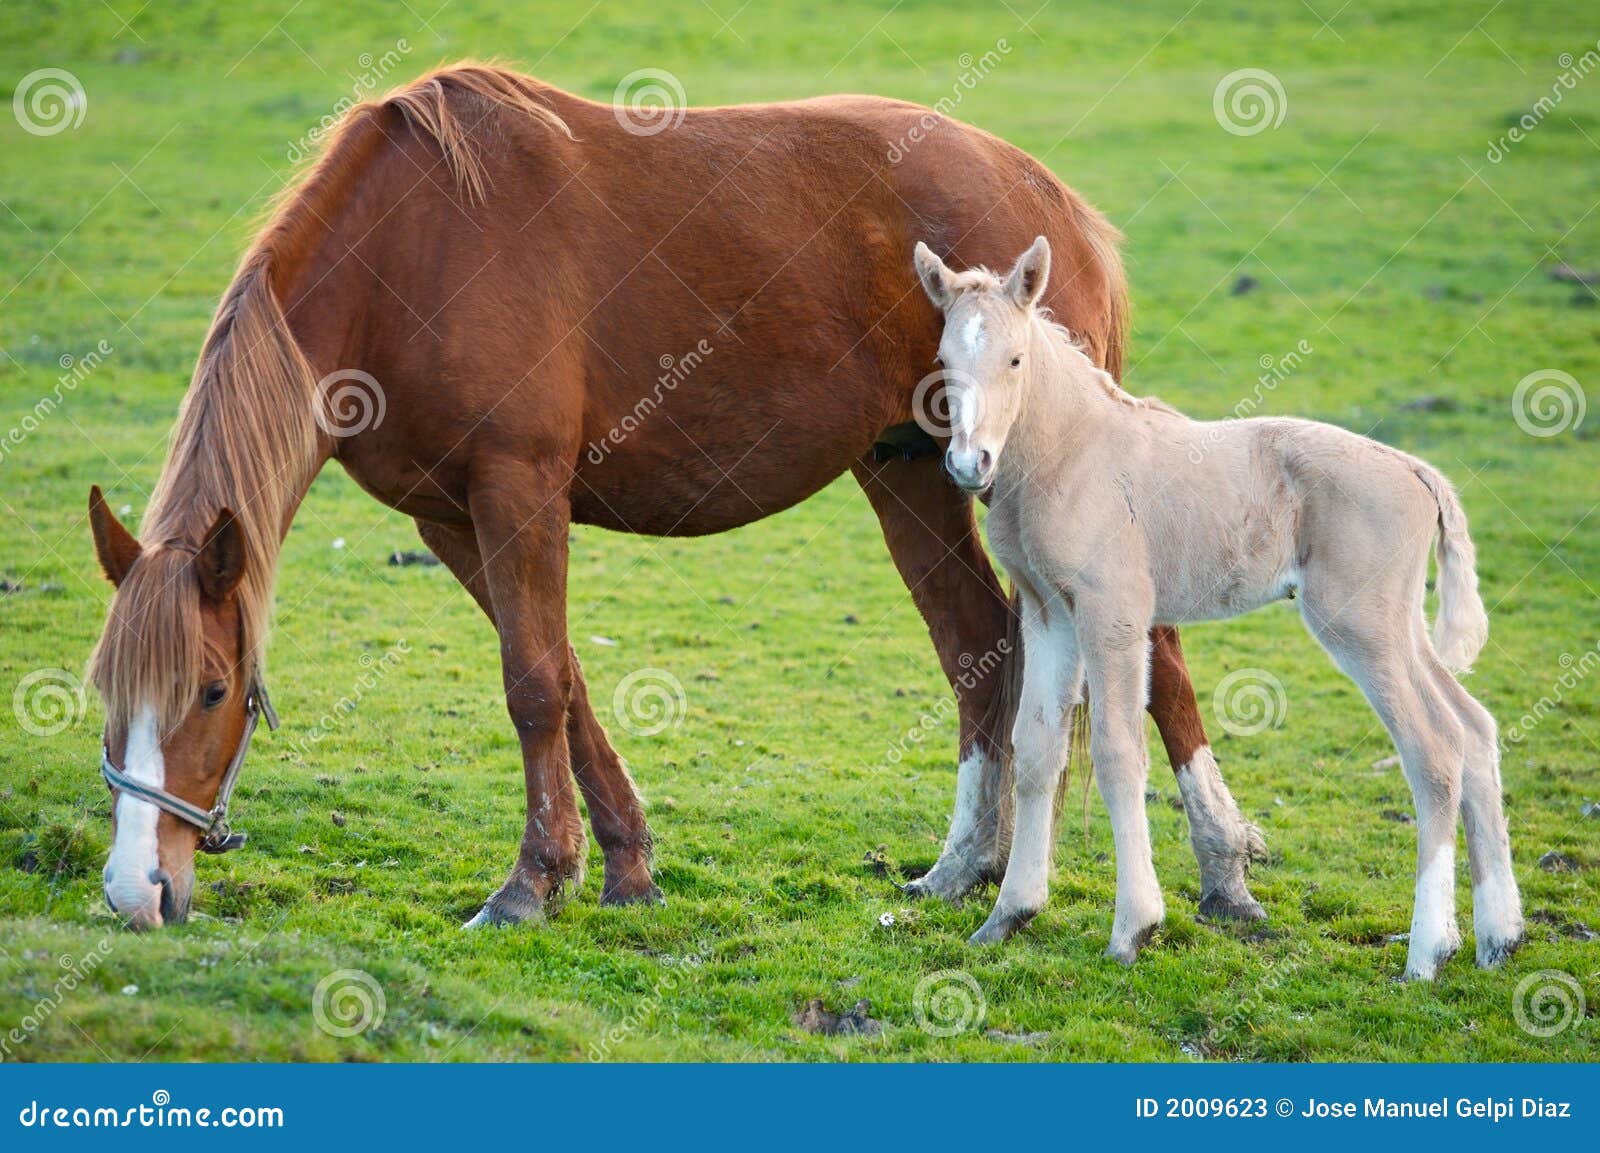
[971,593,1081,943]
[461,462,587,927]
[852,453,1014,901]
[416,519,660,907]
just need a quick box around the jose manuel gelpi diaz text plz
[1301,1097,1571,1120]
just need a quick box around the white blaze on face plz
[961,311,986,359]
[104,705,165,914]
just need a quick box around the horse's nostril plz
[149,867,172,887]
[979,450,993,473]
[104,888,118,913]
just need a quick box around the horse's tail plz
[1415,464,1488,673]
[1067,193,1129,381]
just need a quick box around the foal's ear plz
[914,241,957,311]
[88,485,141,587]
[1005,235,1052,309]
[196,507,247,605]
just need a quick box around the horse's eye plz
[1010,355,1023,368]
[202,682,228,710]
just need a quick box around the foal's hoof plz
[601,882,666,907]
[1106,922,1159,966]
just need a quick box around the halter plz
[100,676,279,855]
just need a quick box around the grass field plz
[1,0,1597,1062]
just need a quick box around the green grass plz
[2,0,1597,1062]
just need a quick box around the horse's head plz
[914,236,1052,493]
[86,485,260,929]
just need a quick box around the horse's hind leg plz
[416,519,659,907]
[1151,628,1267,921]
[853,454,1014,900]
[1428,660,1521,966]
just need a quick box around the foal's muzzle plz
[945,447,995,492]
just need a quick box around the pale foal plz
[914,236,1521,979]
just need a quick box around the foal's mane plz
[1035,310,1178,416]
[89,64,570,733]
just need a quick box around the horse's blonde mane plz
[89,64,569,734]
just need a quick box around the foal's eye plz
[202,682,228,710]
[1010,355,1023,368]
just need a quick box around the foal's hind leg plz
[1429,662,1521,965]
[417,519,660,907]
[1303,599,1465,979]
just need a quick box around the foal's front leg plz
[1084,613,1166,964]
[462,461,588,927]
[971,596,1081,943]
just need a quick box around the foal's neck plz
[1002,319,1124,480]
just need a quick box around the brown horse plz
[87,64,1264,930]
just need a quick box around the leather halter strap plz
[100,677,279,855]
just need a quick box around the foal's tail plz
[1415,465,1488,673]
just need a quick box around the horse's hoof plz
[1476,932,1522,970]
[969,909,1029,945]
[904,860,991,904]
[462,902,546,929]
[462,879,549,929]
[1198,891,1267,923]
[601,882,666,907]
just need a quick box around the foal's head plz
[86,486,255,928]
[914,236,1051,492]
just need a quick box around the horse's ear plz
[88,485,141,587]
[914,241,957,311]
[1005,235,1051,309]
[196,507,246,605]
